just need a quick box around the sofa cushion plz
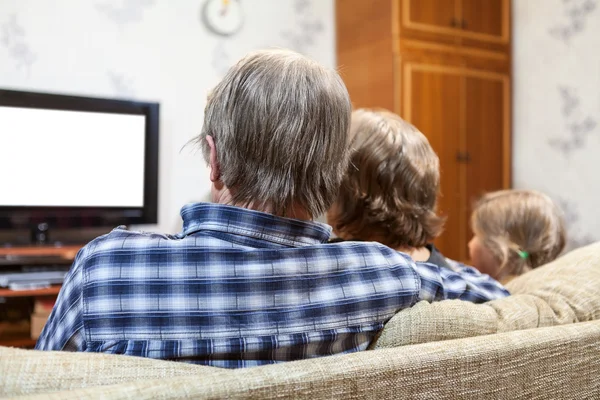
[372,241,600,348]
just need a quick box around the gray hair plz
[197,49,352,218]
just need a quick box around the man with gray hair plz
[37,49,509,368]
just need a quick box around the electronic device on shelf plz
[0,89,160,245]
[0,271,68,288]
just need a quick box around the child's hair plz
[471,190,566,276]
[329,108,445,249]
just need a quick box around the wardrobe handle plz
[456,152,471,163]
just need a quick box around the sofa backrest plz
[2,321,600,399]
[372,241,600,349]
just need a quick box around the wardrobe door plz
[401,0,509,47]
[404,0,460,31]
[460,0,508,40]
[402,63,463,261]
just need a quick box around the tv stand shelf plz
[0,245,81,259]
[0,286,63,298]
[0,244,82,349]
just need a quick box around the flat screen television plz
[0,89,159,243]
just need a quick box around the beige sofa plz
[2,242,600,399]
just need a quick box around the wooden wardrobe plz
[336,0,511,262]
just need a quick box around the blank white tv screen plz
[0,106,146,208]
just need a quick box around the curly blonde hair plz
[328,109,445,248]
[471,190,566,276]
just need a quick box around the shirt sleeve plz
[413,260,510,303]
[35,247,87,352]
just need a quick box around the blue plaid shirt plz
[36,203,509,368]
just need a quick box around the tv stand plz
[0,244,81,265]
[0,243,82,348]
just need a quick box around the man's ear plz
[206,135,221,183]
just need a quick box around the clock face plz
[202,0,243,37]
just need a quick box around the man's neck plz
[212,186,313,221]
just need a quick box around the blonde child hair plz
[469,190,566,282]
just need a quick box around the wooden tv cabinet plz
[0,245,82,348]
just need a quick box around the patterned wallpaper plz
[513,0,600,250]
[1,14,36,73]
[211,0,325,77]
[96,0,156,27]
[0,0,334,233]
[549,0,596,42]
[3,0,597,245]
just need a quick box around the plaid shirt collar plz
[179,203,332,247]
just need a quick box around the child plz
[327,108,451,268]
[469,190,567,284]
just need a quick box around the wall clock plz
[201,0,243,37]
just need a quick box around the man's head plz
[328,108,445,249]
[198,49,352,219]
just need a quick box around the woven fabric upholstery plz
[2,321,599,399]
[372,242,600,348]
[0,348,217,397]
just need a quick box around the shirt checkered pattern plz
[36,203,509,368]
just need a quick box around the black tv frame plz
[0,89,159,236]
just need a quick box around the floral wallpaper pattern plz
[210,0,325,77]
[96,0,156,28]
[514,0,600,250]
[549,0,597,42]
[107,71,136,98]
[281,0,324,54]
[548,86,597,156]
[1,14,36,74]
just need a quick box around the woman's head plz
[469,190,566,280]
[327,108,445,249]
